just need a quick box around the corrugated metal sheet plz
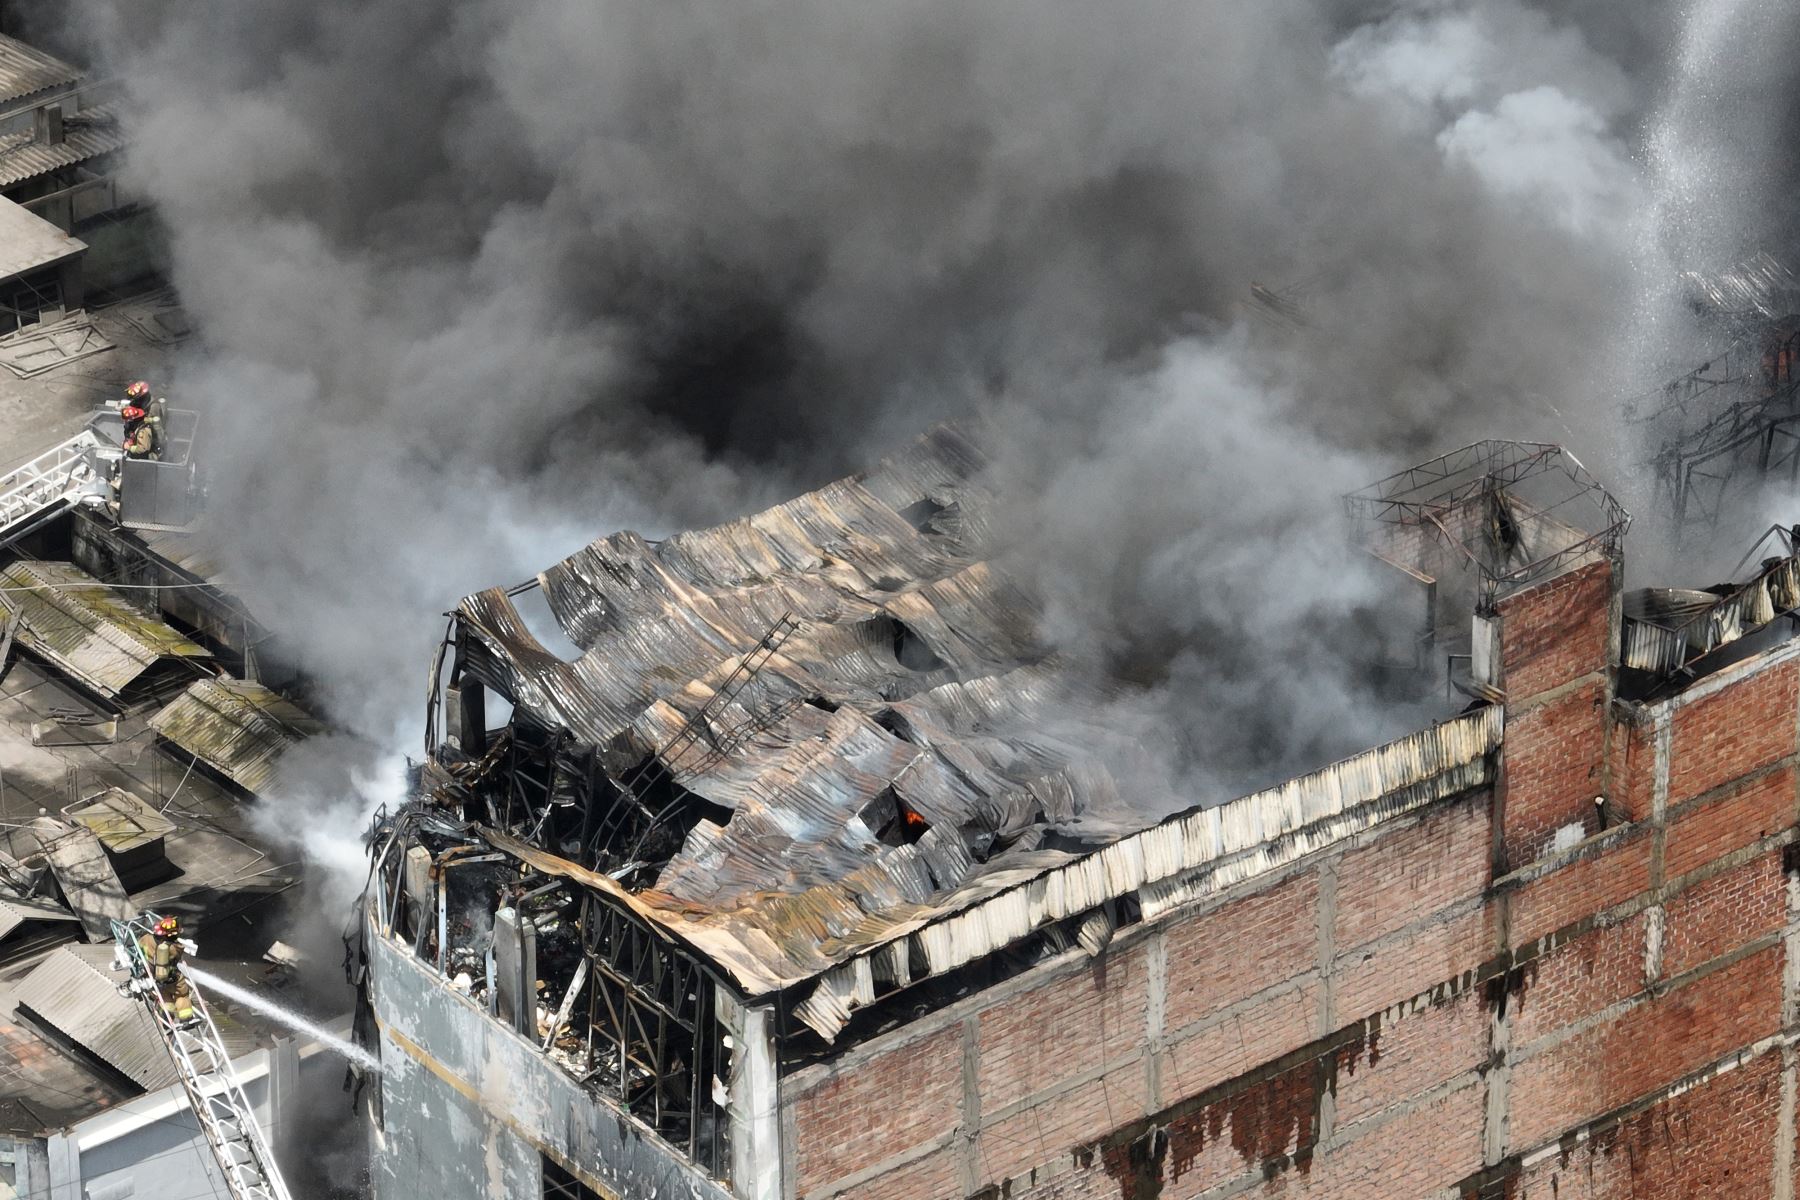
[150,676,322,795]
[37,820,130,942]
[450,427,1505,1007]
[0,890,77,940]
[0,560,209,695]
[0,107,125,189]
[1622,557,1800,674]
[13,944,176,1090]
[0,35,78,107]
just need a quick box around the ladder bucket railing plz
[0,431,109,541]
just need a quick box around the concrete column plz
[7,1137,50,1200]
[720,994,781,1200]
[403,846,432,951]
[45,1131,79,1200]
[493,907,537,1038]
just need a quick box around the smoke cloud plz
[23,0,1800,823]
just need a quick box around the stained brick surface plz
[1513,1050,1782,1199]
[1334,905,1495,1021]
[1508,831,1652,945]
[1163,872,1318,1033]
[1668,661,1799,804]
[1160,981,1318,1102]
[1332,796,1490,950]
[977,944,1149,1113]
[1665,765,1795,880]
[1508,913,1646,1046]
[1507,947,1783,1149]
[975,1067,1151,1189]
[1498,559,1612,701]
[1259,1085,1487,1200]
[1659,851,1786,979]
[1500,681,1608,866]
[1329,991,1486,1124]
[788,563,1800,1200]
[791,1024,964,1191]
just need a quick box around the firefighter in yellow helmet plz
[137,916,195,1023]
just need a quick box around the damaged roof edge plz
[474,705,1502,1023]
[792,705,1503,1039]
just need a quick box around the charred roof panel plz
[443,429,1502,1004]
[0,560,208,696]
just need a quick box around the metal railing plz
[0,429,107,541]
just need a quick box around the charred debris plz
[365,422,1800,1181]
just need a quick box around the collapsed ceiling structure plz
[418,425,1180,999]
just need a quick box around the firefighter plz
[119,381,164,459]
[137,916,195,1023]
[120,404,156,459]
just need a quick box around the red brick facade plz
[781,556,1800,1200]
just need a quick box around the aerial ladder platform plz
[0,429,112,546]
[111,913,294,1200]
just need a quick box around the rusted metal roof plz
[150,676,321,795]
[0,105,125,189]
[0,35,78,108]
[12,944,176,1091]
[0,559,208,696]
[449,427,1505,1012]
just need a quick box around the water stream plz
[183,964,382,1074]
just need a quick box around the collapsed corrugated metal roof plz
[150,676,322,795]
[66,789,176,854]
[444,426,1502,1002]
[12,944,175,1091]
[0,560,209,696]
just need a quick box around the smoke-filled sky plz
[23,0,1800,863]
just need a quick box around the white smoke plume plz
[19,0,1800,830]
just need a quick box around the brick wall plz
[1495,559,1617,867]
[781,573,1800,1200]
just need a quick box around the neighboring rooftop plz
[0,193,83,279]
[0,103,125,190]
[0,34,79,110]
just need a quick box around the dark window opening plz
[542,1156,603,1200]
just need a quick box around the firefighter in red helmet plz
[136,916,195,1023]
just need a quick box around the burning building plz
[363,426,1800,1199]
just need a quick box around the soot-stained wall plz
[782,556,1800,1200]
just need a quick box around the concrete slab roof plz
[0,194,84,281]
